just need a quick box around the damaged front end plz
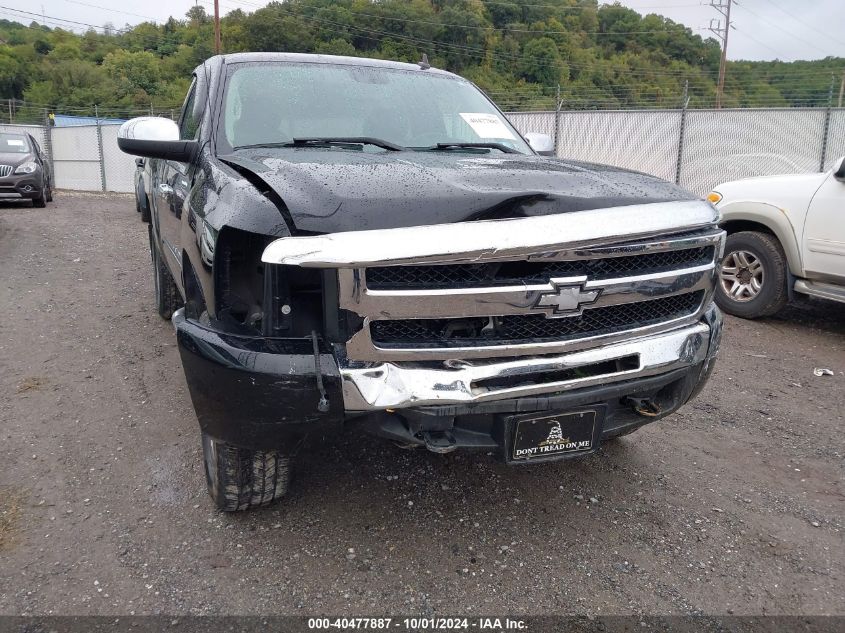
[169,198,723,461]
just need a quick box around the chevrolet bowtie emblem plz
[531,281,601,317]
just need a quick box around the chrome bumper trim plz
[262,200,718,268]
[340,322,711,411]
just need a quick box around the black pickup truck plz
[118,52,723,512]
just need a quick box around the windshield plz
[220,62,531,154]
[0,133,30,154]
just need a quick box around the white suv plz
[710,156,845,318]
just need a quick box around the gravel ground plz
[0,193,843,617]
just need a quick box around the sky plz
[3,0,845,62]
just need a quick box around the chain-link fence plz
[507,107,845,196]
[2,107,844,196]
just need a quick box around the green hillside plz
[0,0,842,121]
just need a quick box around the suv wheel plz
[201,433,291,511]
[32,185,46,208]
[149,225,181,319]
[716,231,788,319]
[46,181,53,202]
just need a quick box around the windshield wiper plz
[422,142,519,154]
[233,137,405,152]
[292,137,404,151]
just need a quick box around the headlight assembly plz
[14,161,37,174]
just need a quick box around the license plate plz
[511,410,597,461]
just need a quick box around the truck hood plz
[220,148,697,234]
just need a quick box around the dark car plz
[118,53,723,512]
[0,131,53,207]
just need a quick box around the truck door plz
[153,79,199,289]
[802,166,845,284]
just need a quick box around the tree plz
[0,51,25,98]
[103,49,162,101]
[0,0,840,113]
[519,37,564,86]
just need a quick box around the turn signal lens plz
[707,191,723,204]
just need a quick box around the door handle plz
[158,183,174,195]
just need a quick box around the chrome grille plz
[258,199,725,362]
[0,165,12,177]
[366,247,714,290]
[370,292,704,348]
[338,227,723,361]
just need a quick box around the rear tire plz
[150,225,181,319]
[201,433,291,512]
[46,182,53,202]
[715,231,788,319]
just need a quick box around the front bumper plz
[0,173,43,199]
[173,305,722,452]
[341,321,713,411]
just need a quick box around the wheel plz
[32,185,46,208]
[202,433,291,511]
[716,231,788,319]
[149,224,181,319]
[46,181,53,202]
[140,194,151,223]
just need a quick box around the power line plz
[731,25,786,59]
[61,0,157,22]
[480,0,704,11]
[756,0,845,49]
[731,1,832,57]
[0,4,131,33]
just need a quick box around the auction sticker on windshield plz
[459,113,516,139]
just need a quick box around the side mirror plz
[117,117,198,163]
[834,156,845,182]
[524,132,554,156]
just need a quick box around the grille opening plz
[370,291,704,348]
[366,247,714,290]
[472,355,639,392]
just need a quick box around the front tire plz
[32,185,46,208]
[201,433,291,511]
[149,225,181,319]
[716,231,788,319]
[140,194,151,223]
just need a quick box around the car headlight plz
[706,191,723,205]
[14,161,37,174]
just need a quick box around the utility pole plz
[213,0,221,55]
[708,0,733,109]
